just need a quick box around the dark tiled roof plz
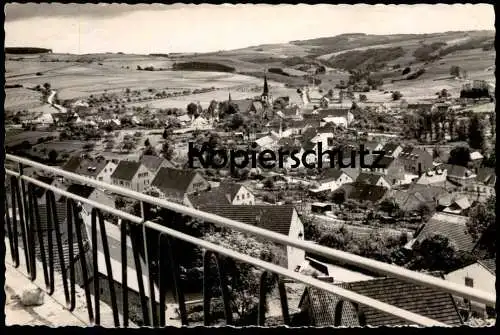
[304,277,462,326]
[62,156,108,178]
[319,169,344,182]
[151,167,200,195]
[347,182,387,203]
[317,124,337,134]
[441,164,474,179]
[64,184,95,199]
[382,143,401,155]
[356,172,385,185]
[317,108,351,118]
[376,156,395,168]
[200,205,296,235]
[33,176,55,198]
[188,182,245,208]
[476,167,496,186]
[414,212,475,253]
[478,259,496,275]
[111,161,142,181]
[140,155,173,172]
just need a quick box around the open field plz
[4,87,44,111]
[5,131,60,147]
[30,140,88,156]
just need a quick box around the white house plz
[320,116,349,128]
[187,182,255,207]
[110,161,151,193]
[61,156,117,185]
[310,169,353,192]
[200,205,305,271]
[32,113,54,125]
[445,259,496,316]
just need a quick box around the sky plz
[4,3,495,54]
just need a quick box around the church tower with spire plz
[260,71,272,106]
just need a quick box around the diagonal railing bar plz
[158,232,188,326]
[46,190,71,304]
[277,279,290,325]
[120,220,129,328]
[10,174,31,275]
[140,201,157,327]
[4,192,18,267]
[18,163,36,279]
[128,223,151,327]
[91,208,121,327]
[28,184,50,289]
[71,199,95,324]
[203,251,233,326]
[5,155,494,308]
[258,272,290,326]
[45,190,56,295]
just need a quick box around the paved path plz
[5,240,131,327]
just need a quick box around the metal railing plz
[4,154,496,327]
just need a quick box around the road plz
[47,90,67,113]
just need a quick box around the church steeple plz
[262,75,269,97]
[228,91,232,102]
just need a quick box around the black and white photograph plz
[3,3,496,328]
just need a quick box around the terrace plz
[4,153,496,327]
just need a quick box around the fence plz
[4,153,496,327]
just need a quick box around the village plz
[5,65,496,326]
[3,6,496,326]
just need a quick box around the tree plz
[203,231,285,324]
[402,67,411,75]
[438,88,450,99]
[229,113,244,130]
[301,215,322,242]
[318,226,354,251]
[468,114,486,151]
[187,102,199,118]
[450,65,461,77]
[467,196,495,242]
[407,234,466,272]
[48,149,58,163]
[263,178,274,190]
[331,190,346,205]
[448,146,470,167]
[43,82,51,91]
[208,100,218,119]
[359,94,367,102]
[161,142,174,160]
[144,138,151,147]
[391,91,403,101]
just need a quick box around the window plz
[294,265,301,272]
[465,277,474,287]
[120,181,124,185]
[242,194,245,199]
[236,195,239,200]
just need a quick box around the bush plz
[391,91,403,101]
[172,62,235,73]
[402,67,411,75]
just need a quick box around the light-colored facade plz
[111,164,151,193]
[287,209,306,271]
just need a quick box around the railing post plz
[140,201,156,327]
[120,220,129,328]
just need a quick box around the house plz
[148,167,210,204]
[32,113,54,125]
[315,108,354,127]
[187,182,255,207]
[333,182,387,204]
[445,259,496,316]
[63,184,115,214]
[468,151,484,170]
[62,155,117,184]
[441,195,471,215]
[405,212,475,254]
[398,146,434,175]
[110,161,151,193]
[392,184,447,212]
[441,164,477,185]
[355,172,391,189]
[139,155,174,175]
[297,276,463,327]
[381,142,403,158]
[30,175,66,204]
[470,167,496,198]
[310,169,353,193]
[200,205,305,271]
[370,156,405,185]
[415,166,448,186]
